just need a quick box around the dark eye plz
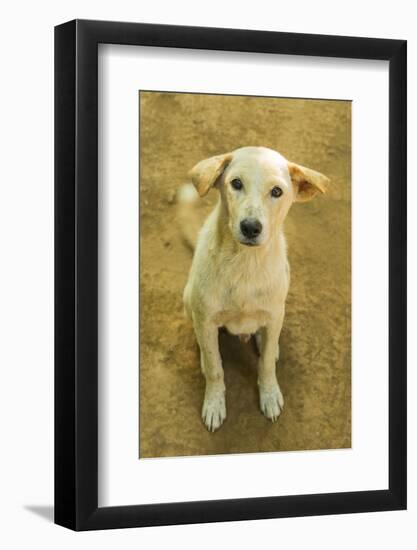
[271,186,283,198]
[231,178,243,191]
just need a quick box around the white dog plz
[179,146,329,431]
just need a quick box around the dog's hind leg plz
[254,331,262,356]
[254,331,280,363]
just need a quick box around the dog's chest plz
[213,267,287,335]
[222,280,268,311]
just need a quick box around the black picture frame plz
[55,19,407,531]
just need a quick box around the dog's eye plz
[231,178,243,191]
[271,186,283,198]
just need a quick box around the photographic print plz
[139,91,351,459]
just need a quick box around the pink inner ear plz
[298,179,311,194]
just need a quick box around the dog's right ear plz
[189,153,233,197]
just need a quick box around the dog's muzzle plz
[239,218,262,246]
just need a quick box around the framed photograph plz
[55,19,407,530]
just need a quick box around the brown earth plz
[139,91,351,458]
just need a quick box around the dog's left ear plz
[288,162,329,202]
[189,153,233,197]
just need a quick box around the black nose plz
[240,218,263,239]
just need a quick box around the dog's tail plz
[176,183,201,251]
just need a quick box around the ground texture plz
[139,92,351,458]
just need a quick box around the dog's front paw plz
[202,388,226,432]
[259,383,284,422]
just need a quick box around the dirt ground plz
[139,91,351,458]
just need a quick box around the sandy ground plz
[139,92,351,458]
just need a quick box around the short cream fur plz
[179,146,329,431]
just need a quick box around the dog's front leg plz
[257,315,285,422]
[193,319,226,432]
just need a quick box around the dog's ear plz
[189,153,233,197]
[288,162,329,202]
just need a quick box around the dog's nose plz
[240,218,263,239]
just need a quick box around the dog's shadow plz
[218,329,259,392]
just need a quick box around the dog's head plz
[189,146,329,247]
